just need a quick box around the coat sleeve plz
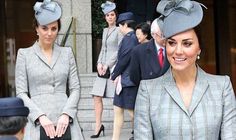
[129,47,141,86]
[106,28,123,69]
[134,80,154,140]
[62,48,81,120]
[97,29,106,64]
[107,51,118,69]
[220,76,236,139]
[111,37,137,80]
[15,49,45,123]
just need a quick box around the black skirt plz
[113,86,138,110]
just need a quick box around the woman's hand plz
[113,75,119,86]
[39,115,56,139]
[56,114,69,137]
[102,65,108,75]
[97,63,103,76]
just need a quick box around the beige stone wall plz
[56,0,92,74]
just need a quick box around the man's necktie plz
[158,48,164,68]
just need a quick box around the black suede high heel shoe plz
[90,124,105,138]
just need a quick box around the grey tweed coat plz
[15,42,84,140]
[90,26,123,97]
[134,67,236,140]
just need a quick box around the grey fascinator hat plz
[156,0,206,38]
[34,0,62,25]
[101,1,116,15]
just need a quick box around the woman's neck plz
[124,28,133,35]
[38,41,53,51]
[108,23,116,28]
[172,65,198,86]
[142,39,149,44]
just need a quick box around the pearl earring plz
[197,55,200,60]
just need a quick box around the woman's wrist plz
[39,114,47,121]
[35,114,46,125]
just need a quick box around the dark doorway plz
[0,0,36,97]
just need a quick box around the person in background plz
[15,0,84,139]
[134,0,236,139]
[90,1,123,138]
[110,12,139,140]
[0,97,29,140]
[135,22,151,44]
[130,18,170,86]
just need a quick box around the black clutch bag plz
[40,126,71,140]
[97,68,110,79]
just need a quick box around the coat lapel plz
[163,69,189,115]
[33,42,61,69]
[33,42,50,67]
[50,45,61,69]
[189,67,209,116]
[164,67,209,116]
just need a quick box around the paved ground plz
[83,129,133,140]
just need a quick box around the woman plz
[15,0,84,139]
[134,0,236,139]
[135,22,151,44]
[90,1,123,138]
[111,12,139,140]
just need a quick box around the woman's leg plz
[93,96,103,134]
[127,109,134,140]
[127,109,134,130]
[112,105,124,140]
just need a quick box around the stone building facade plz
[56,0,93,74]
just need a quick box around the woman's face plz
[166,29,201,72]
[105,11,116,26]
[119,23,127,35]
[136,29,148,43]
[36,21,59,47]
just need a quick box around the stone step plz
[78,113,132,123]
[78,113,132,131]
[78,104,113,110]
[78,98,113,106]
[78,108,113,118]
[78,104,132,131]
[79,73,96,86]
[83,128,133,140]
[80,87,92,98]
[79,120,132,131]
[77,73,132,131]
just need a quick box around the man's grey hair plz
[151,17,164,35]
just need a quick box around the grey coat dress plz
[134,67,236,140]
[15,42,84,140]
[90,26,123,97]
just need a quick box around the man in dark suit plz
[130,18,170,86]
[0,97,29,140]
